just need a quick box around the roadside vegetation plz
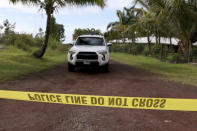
[0,0,106,82]
[0,19,68,82]
[111,53,197,86]
[11,0,106,58]
[105,0,197,63]
[106,0,197,85]
[0,46,66,82]
[73,28,103,40]
[110,43,197,63]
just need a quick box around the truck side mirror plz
[107,43,112,46]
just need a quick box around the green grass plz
[111,53,197,86]
[0,46,66,82]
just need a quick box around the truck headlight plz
[98,50,107,55]
[68,50,76,60]
[98,50,107,61]
[68,50,76,55]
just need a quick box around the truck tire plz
[68,63,75,72]
[102,63,109,72]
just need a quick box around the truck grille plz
[77,52,98,60]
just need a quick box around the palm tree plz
[132,8,155,54]
[11,0,106,58]
[135,0,197,62]
[123,6,140,44]
[107,10,129,43]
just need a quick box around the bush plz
[33,37,43,47]
[136,43,145,54]
[129,45,137,55]
[0,33,43,48]
[56,44,72,52]
[191,46,197,62]
[152,44,161,58]
[48,37,60,50]
[168,53,185,63]
[143,46,149,56]
[15,39,26,49]
[0,33,16,45]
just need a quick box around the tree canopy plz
[10,0,106,58]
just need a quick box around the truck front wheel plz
[102,63,109,72]
[68,63,75,72]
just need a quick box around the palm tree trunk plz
[188,40,192,63]
[43,14,52,53]
[170,37,172,45]
[156,35,158,44]
[33,13,52,58]
[131,33,135,44]
[161,44,164,60]
[147,33,151,55]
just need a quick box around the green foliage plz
[192,46,197,62]
[142,46,149,56]
[14,38,26,50]
[11,0,106,58]
[0,33,43,50]
[50,17,65,42]
[106,0,197,62]
[56,44,71,52]
[109,43,197,63]
[104,30,122,42]
[110,43,146,55]
[130,45,137,55]
[151,44,160,56]
[73,28,103,40]
[48,37,60,50]
[136,43,145,54]
[167,53,185,63]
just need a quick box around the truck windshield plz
[75,37,105,46]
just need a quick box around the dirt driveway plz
[0,61,197,131]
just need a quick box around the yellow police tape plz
[0,90,197,111]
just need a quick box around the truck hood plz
[70,46,107,52]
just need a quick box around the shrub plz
[56,44,72,52]
[152,44,161,58]
[130,45,137,55]
[191,46,197,62]
[15,38,26,49]
[48,37,60,50]
[143,46,149,56]
[0,33,43,48]
[168,53,185,63]
[136,43,145,54]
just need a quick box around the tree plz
[3,19,15,35]
[135,0,197,62]
[107,10,129,43]
[104,30,121,42]
[73,28,102,40]
[11,0,106,58]
[50,16,65,42]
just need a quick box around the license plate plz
[83,61,90,65]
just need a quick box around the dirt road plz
[0,61,197,131]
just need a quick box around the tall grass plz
[111,53,197,86]
[0,46,66,82]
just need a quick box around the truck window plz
[75,37,105,46]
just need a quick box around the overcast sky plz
[0,0,134,43]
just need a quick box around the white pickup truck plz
[67,35,112,72]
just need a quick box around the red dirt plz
[0,61,197,131]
